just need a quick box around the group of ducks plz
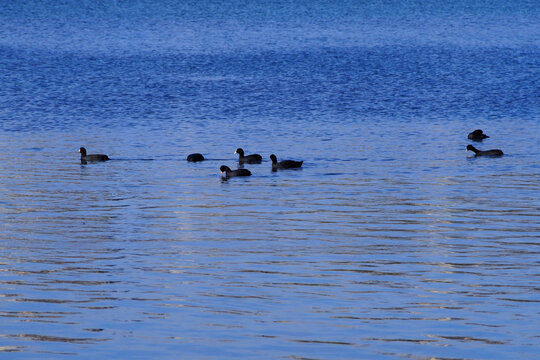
[466,129,504,156]
[189,148,303,178]
[78,129,502,177]
[79,146,303,178]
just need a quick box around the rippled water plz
[1,1,539,359]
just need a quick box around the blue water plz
[1,1,539,359]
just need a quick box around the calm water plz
[1,1,539,359]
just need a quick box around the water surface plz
[1,1,539,359]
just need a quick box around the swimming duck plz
[187,153,205,162]
[220,165,252,178]
[466,145,503,156]
[269,154,303,170]
[235,148,262,164]
[79,147,109,162]
[468,129,489,141]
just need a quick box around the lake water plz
[1,1,539,359]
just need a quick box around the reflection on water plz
[1,1,539,356]
[1,115,539,358]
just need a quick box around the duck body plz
[468,129,489,141]
[235,148,262,164]
[270,154,303,170]
[187,153,205,162]
[466,145,503,157]
[220,165,251,178]
[79,147,109,162]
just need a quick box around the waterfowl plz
[468,129,489,141]
[269,154,303,170]
[235,148,262,164]
[466,145,503,156]
[220,165,251,178]
[79,147,109,162]
[187,153,205,162]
